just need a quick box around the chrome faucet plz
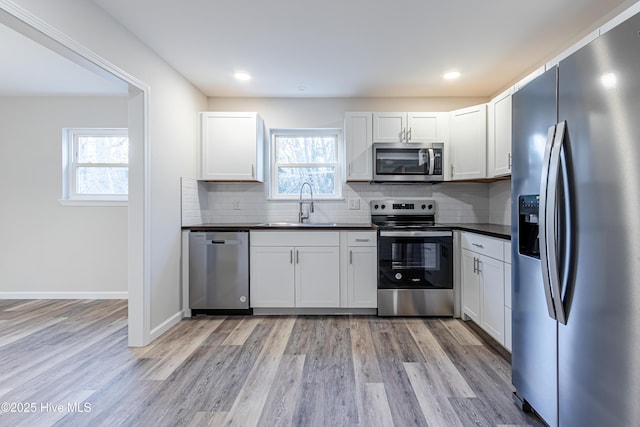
[298,181,314,223]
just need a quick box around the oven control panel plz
[370,199,436,215]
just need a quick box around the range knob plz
[421,204,426,209]
[428,204,433,210]
[381,204,386,210]
[374,204,379,210]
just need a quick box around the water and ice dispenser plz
[519,195,540,258]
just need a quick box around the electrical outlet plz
[232,200,241,210]
[348,199,360,210]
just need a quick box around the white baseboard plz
[0,291,128,300]
[149,310,183,342]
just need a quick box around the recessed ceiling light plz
[444,71,461,80]
[234,72,251,81]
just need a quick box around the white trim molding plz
[150,311,183,342]
[0,292,128,300]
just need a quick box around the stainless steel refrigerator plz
[511,12,640,427]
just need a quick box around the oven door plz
[378,230,453,289]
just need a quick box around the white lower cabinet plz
[504,243,512,351]
[461,249,481,323]
[294,246,340,307]
[250,246,295,307]
[250,231,342,308]
[479,254,505,344]
[461,232,510,351]
[345,232,377,308]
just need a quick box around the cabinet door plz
[347,246,377,308]
[295,246,340,307]
[373,112,406,143]
[450,104,487,180]
[250,246,295,307]
[201,112,263,181]
[479,253,505,345]
[407,112,448,143]
[345,112,373,181]
[461,249,481,323]
[488,89,512,177]
[504,263,512,352]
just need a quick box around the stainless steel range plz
[371,199,454,316]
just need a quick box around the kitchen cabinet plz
[504,241,512,351]
[344,232,377,308]
[487,88,512,177]
[200,112,264,181]
[373,112,448,143]
[344,112,373,181]
[250,231,340,308]
[461,232,509,348]
[449,104,487,180]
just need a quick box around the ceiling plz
[1,1,637,98]
[90,0,637,98]
[0,23,127,96]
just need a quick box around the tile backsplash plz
[181,178,508,225]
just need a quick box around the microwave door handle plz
[428,148,435,175]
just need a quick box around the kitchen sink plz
[257,222,338,227]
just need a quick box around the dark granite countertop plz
[440,223,511,240]
[183,223,377,231]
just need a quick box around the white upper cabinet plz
[372,112,448,143]
[449,104,487,180]
[344,112,373,181]
[488,88,512,177]
[200,112,264,181]
[373,112,406,143]
[407,112,449,143]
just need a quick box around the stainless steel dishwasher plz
[189,230,251,315]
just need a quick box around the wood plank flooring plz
[0,300,543,427]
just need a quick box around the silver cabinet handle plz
[450,163,454,177]
[290,249,293,264]
[473,257,477,274]
[354,239,370,242]
[349,250,353,265]
[476,258,482,274]
[472,243,484,249]
[296,250,299,264]
[407,127,412,141]
[400,128,406,143]
[251,164,255,178]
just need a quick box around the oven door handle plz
[379,230,452,238]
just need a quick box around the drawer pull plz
[355,238,370,242]
[472,243,484,248]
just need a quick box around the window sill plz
[58,199,128,207]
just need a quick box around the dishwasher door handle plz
[208,240,240,245]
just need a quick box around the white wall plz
[9,0,208,337]
[208,97,488,128]
[0,96,128,296]
[489,179,511,226]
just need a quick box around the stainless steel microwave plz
[372,142,444,183]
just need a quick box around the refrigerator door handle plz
[547,121,568,325]
[539,124,560,320]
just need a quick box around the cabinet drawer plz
[461,232,503,260]
[347,231,377,246]
[250,231,339,247]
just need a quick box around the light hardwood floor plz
[0,300,543,426]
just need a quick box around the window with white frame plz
[62,128,129,202]
[270,129,342,199]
